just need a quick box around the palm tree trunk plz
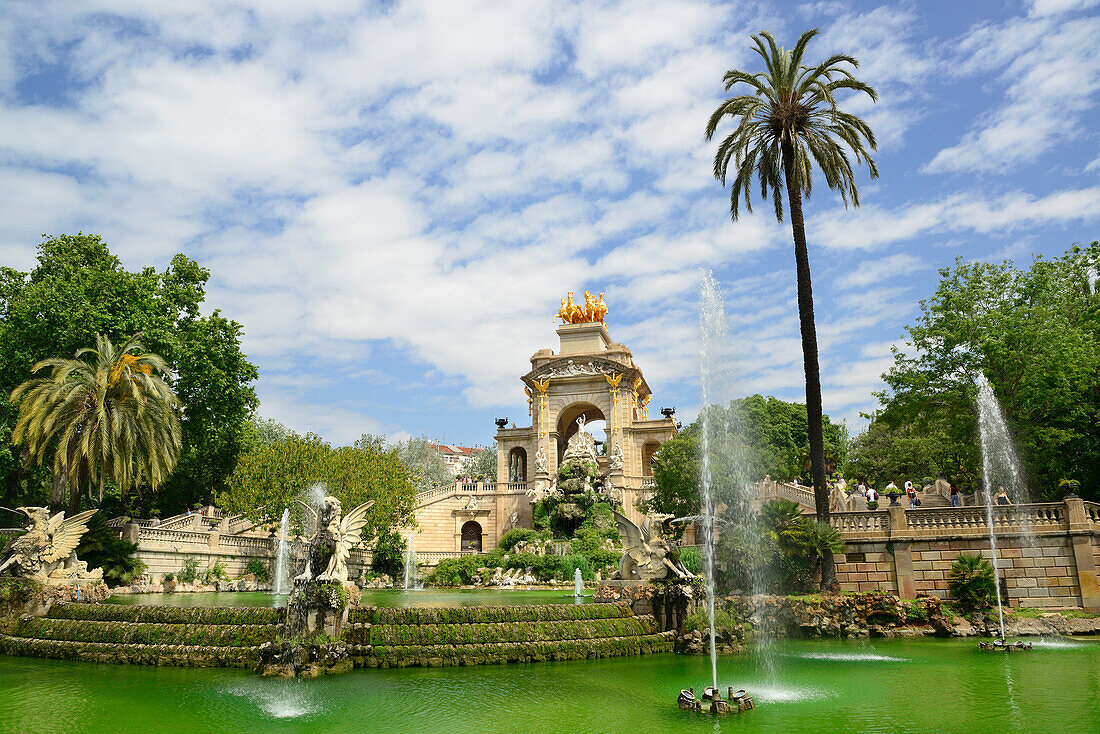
[50,466,69,507]
[781,138,836,590]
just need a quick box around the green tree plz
[867,242,1100,500]
[11,333,182,515]
[219,433,417,549]
[462,444,497,481]
[706,29,878,588]
[390,435,451,491]
[645,397,847,525]
[0,234,257,512]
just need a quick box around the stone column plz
[1064,497,1100,610]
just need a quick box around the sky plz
[1,0,1098,447]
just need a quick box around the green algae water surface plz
[2,637,1098,734]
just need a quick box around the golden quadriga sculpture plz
[557,291,608,324]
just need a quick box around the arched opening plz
[508,447,527,482]
[556,402,607,464]
[642,442,661,477]
[461,521,483,552]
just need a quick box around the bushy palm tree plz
[11,333,182,514]
[705,29,878,587]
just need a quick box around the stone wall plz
[829,498,1100,610]
[124,524,372,582]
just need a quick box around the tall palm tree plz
[11,333,182,515]
[705,29,878,588]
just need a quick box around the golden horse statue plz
[557,291,608,324]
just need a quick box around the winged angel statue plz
[0,507,101,582]
[295,496,374,583]
[613,509,693,582]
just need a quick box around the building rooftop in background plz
[430,443,479,474]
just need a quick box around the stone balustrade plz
[819,497,1100,610]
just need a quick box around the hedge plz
[0,633,262,668]
[348,602,632,626]
[47,602,282,626]
[354,632,675,668]
[15,618,278,647]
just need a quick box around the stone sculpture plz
[613,510,693,582]
[563,415,598,463]
[534,446,548,474]
[0,507,101,583]
[295,496,374,583]
[609,443,624,471]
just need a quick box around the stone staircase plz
[0,602,281,668]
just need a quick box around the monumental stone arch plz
[404,294,677,563]
[495,299,678,528]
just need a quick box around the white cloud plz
[836,253,923,288]
[927,13,1100,174]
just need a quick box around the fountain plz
[403,537,419,591]
[974,373,1030,642]
[693,272,758,710]
[273,508,291,595]
[573,567,584,598]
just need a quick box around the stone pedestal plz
[284,579,359,640]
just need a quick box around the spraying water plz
[404,537,418,591]
[574,568,584,598]
[273,509,291,595]
[698,274,724,691]
[975,373,1029,641]
[698,272,765,691]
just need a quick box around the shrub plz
[178,557,200,584]
[948,553,997,611]
[162,573,175,583]
[372,528,406,579]
[498,528,539,551]
[246,558,270,583]
[680,546,703,575]
[203,561,229,584]
[75,513,146,586]
[426,555,483,587]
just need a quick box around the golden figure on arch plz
[557,291,607,324]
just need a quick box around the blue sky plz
[2,0,1098,447]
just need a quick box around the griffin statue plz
[613,509,693,582]
[0,507,101,582]
[295,496,374,583]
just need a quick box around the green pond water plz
[2,637,1098,734]
[105,588,589,608]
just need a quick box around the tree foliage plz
[219,433,416,548]
[645,396,848,524]
[11,333,182,514]
[390,435,452,491]
[0,234,258,512]
[462,444,497,481]
[854,242,1100,500]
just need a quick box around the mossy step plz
[353,631,676,668]
[347,616,658,646]
[48,602,282,626]
[0,633,263,668]
[349,602,633,626]
[13,617,278,647]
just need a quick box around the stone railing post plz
[208,529,220,552]
[122,521,141,544]
[1064,496,1100,610]
[887,504,908,532]
[886,505,916,598]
